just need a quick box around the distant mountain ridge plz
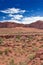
[29,20,43,29]
[0,22,24,28]
[0,20,43,29]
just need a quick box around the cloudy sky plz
[0,0,43,24]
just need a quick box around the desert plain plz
[0,27,43,65]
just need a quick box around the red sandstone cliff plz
[0,20,43,29]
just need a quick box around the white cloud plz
[0,8,25,20]
[1,16,43,24]
[9,14,13,17]
[0,19,22,24]
[21,16,43,24]
[14,15,23,19]
[12,15,23,20]
[1,8,43,24]
[0,8,26,14]
[9,14,23,20]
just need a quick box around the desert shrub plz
[9,59,17,65]
[0,50,3,55]
[39,45,43,48]
[32,47,39,51]
[4,48,10,55]
[16,35,20,39]
[37,37,43,41]
[15,39,20,42]
[27,35,35,41]
[0,37,3,45]
[40,37,43,41]
[19,61,27,65]
[32,43,36,46]
[15,35,21,42]
[28,53,36,60]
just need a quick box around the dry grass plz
[0,27,43,65]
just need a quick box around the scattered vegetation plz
[40,45,43,48]
[27,35,35,41]
[4,48,10,55]
[9,59,17,65]
[28,53,36,60]
[32,47,39,51]
[0,37,3,45]
[16,35,20,39]
[19,61,27,65]
[0,50,3,55]
[32,43,36,46]
[0,32,43,65]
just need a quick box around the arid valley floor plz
[0,27,43,65]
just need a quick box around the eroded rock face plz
[29,20,43,29]
[0,22,24,28]
[0,20,43,29]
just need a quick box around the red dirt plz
[0,27,43,65]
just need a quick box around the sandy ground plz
[0,27,43,65]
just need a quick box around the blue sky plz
[0,0,43,24]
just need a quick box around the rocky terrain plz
[0,21,43,65]
[0,28,43,65]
